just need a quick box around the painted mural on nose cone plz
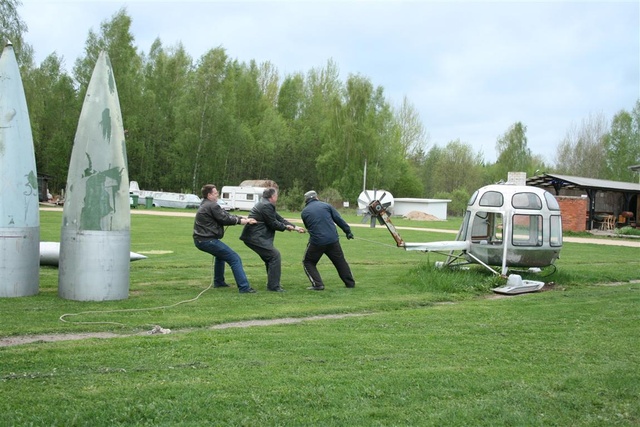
[0,41,40,298]
[62,53,129,232]
[59,51,131,301]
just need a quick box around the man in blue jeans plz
[193,184,258,293]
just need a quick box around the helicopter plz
[367,183,563,294]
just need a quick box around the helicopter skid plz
[492,274,545,295]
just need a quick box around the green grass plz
[1,210,639,426]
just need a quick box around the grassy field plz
[1,209,639,426]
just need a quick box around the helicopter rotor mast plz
[367,199,405,247]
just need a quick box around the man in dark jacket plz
[193,184,257,293]
[300,190,355,290]
[240,187,305,292]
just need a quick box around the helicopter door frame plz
[470,211,504,245]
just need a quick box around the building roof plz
[527,173,640,193]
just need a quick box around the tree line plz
[3,3,639,212]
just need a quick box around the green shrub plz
[318,187,344,209]
[615,226,640,236]
[434,188,470,217]
[279,179,305,211]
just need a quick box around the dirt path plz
[0,314,368,348]
[562,236,639,247]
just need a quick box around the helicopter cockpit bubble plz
[368,183,563,282]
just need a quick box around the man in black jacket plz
[240,187,305,292]
[300,190,355,290]
[193,184,258,293]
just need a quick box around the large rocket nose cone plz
[0,36,39,298]
[59,47,130,301]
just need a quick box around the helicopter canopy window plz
[544,192,561,211]
[550,215,563,246]
[479,191,503,207]
[471,211,503,244]
[512,214,543,246]
[467,190,479,206]
[512,192,542,210]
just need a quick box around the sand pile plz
[403,211,442,221]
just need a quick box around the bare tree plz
[555,113,608,178]
[396,96,427,157]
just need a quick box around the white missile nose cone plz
[0,35,39,298]
[58,49,130,301]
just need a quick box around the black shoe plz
[214,283,231,288]
[268,287,285,292]
[307,285,325,291]
[345,284,355,288]
[239,287,257,293]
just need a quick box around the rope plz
[58,283,212,327]
[352,235,400,249]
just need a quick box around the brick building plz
[526,173,639,231]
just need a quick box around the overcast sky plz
[17,0,640,164]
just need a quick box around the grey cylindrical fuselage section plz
[0,42,40,297]
[58,51,131,301]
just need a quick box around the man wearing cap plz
[300,190,356,290]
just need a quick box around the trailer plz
[220,185,266,211]
[220,179,278,211]
[129,181,201,209]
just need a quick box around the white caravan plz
[129,181,201,209]
[220,180,278,211]
[220,185,267,211]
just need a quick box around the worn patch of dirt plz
[0,313,368,348]
[0,332,128,347]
